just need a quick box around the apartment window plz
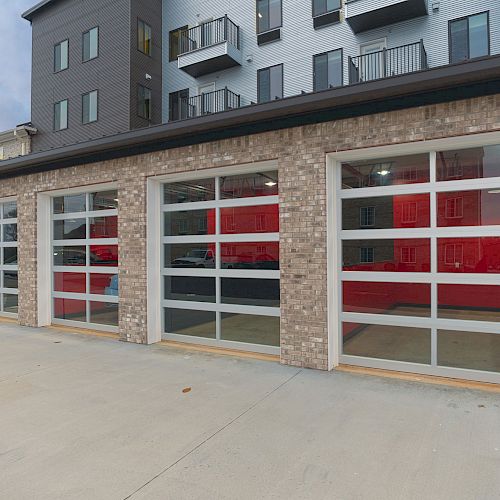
[360,247,374,264]
[257,0,282,34]
[445,198,464,219]
[312,0,341,17]
[82,90,98,124]
[54,39,69,72]
[449,12,489,63]
[402,202,418,224]
[54,99,68,131]
[258,64,283,103]
[169,89,189,121]
[360,206,375,227]
[313,49,342,91]
[138,19,152,56]
[401,247,417,264]
[138,85,152,120]
[169,26,187,61]
[83,27,99,62]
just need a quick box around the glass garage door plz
[0,199,18,317]
[338,145,500,383]
[161,170,280,354]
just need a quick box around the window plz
[360,206,375,227]
[54,39,68,72]
[169,89,189,121]
[257,0,282,34]
[444,243,463,265]
[82,90,98,124]
[138,85,152,120]
[169,26,187,61]
[402,202,417,223]
[449,12,489,63]
[445,197,463,219]
[360,247,374,264]
[54,99,68,131]
[401,247,417,264]
[312,0,341,17]
[313,49,342,91]
[138,19,152,56]
[0,147,4,160]
[83,27,99,62]
[0,200,18,317]
[258,64,283,103]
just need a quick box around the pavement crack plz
[123,369,303,500]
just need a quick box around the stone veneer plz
[0,95,499,370]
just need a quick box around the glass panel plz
[343,323,431,364]
[221,313,280,346]
[90,190,118,211]
[341,154,430,189]
[269,0,281,30]
[314,53,328,91]
[257,0,270,33]
[270,65,283,100]
[221,242,279,270]
[438,330,500,373]
[54,298,87,322]
[437,190,500,227]
[3,247,17,265]
[258,68,270,103]
[53,219,86,240]
[220,205,279,234]
[3,294,18,314]
[54,246,86,266]
[54,272,86,293]
[90,274,117,296]
[89,245,118,266]
[2,201,17,219]
[469,12,489,59]
[3,271,18,289]
[342,194,430,230]
[3,223,17,242]
[164,308,216,338]
[220,171,278,199]
[165,243,215,268]
[450,18,468,63]
[343,282,431,317]
[53,194,86,214]
[164,179,215,204]
[90,302,118,326]
[164,209,215,236]
[89,216,118,238]
[437,237,500,273]
[437,146,500,181]
[327,49,342,88]
[164,276,215,302]
[438,284,500,322]
[342,239,431,272]
[221,278,280,307]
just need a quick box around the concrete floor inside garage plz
[0,323,499,500]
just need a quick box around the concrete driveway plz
[0,323,499,500]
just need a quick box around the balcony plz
[173,88,241,121]
[345,0,428,34]
[349,41,428,84]
[177,16,242,77]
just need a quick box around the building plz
[0,124,37,161]
[0,0,499,384]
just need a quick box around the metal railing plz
[179,16,240,56]
[348,40,428,84]
[174,88,241,120]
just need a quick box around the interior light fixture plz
[377,170,390,176]
[488,189,500,194]
[258,13,263,18]
[265,181,277,187]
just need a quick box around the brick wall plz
[1,94,499,370]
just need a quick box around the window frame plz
[82,90,99,125]
[53,99,69,132]
[137,18,152,56]
[169,26,188,61]
[313,48,343,92]
[312,0,341,18]
[82,26,99,63]
[0,198,19,318]
[448,11,490,64]
[138,84,152,120]
[257,63,284,103]
[256,0,283,34]
[54,39,69,73]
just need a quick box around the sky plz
[0,0,34,131]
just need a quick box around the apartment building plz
[0,0,499,384]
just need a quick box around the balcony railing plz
[175,88,241,121]
[349,40,428,85]
[179,16,240,56]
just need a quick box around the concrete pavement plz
[0,323,499,500]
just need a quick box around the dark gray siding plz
[30,0,132,152]
[130,0,163,129]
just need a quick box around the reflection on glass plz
[54,298,87,321]
[164,209,215,236]
[437,190,500,227]
[3,271,18,289]
[3,224,17,242]
[342,239,431,272]
[89,216,118,238]
[438,330,500,373]
[54,246,86,266]
[164,308,216,338]
[438,237,500,273]
[2,201,17,219]
[342,194,430,230]
[343,322,431,364]
[343,282,431,317]
[221,278,280,307]
[53,219,86,240]
[437,145,500,181]
[164,276,215,302]
[220,171,278,199]
[90,190,118,211]
[53,194,86,214]
[54,272,86,293]
[164,179,215,204]
[90,274,117,295]
[90,245,118,266]
[164,244,215,268]
[221,242,279,270]
[3,247,17,265]
[220,205,279,234]
[3,294,18,314]
[341,154,429,189]
[221,313,280,346]
[90,302,118,326]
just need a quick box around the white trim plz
[37,193,52,326]
[162,268,279,279]
[161,195,279,212]
[40,182,118,197]
[52,319,118,334]
[162,299,280,317]
[162,233,279,244]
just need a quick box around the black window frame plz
[312,0,341,18]
[53,99,69,132]
[169,26,188,61]
[256,0,283,34]
[82,89,99,125]
[313,48,343,92]
[53,39,69,73]
[137,18,152,56]
[257,63,284,103]
[82,26,99,63]
[448,11,490,64]
[138,84,152,120]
